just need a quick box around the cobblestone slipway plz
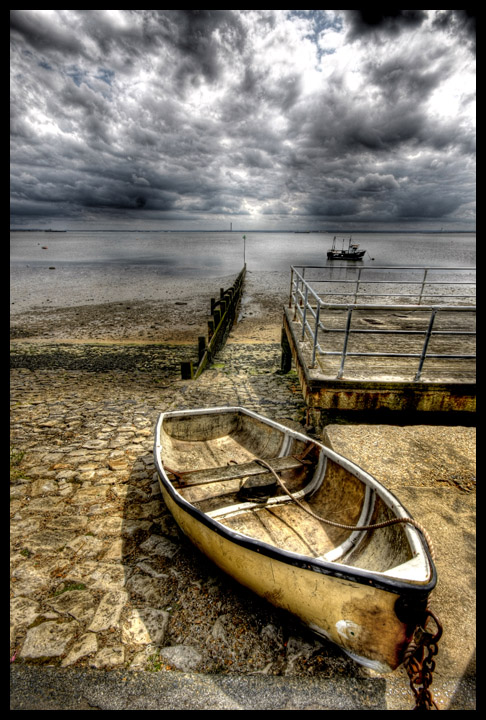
[11,341,348,677]
[10,338,476,710]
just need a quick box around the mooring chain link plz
[404,609,443,710]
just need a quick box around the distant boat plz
[327,237,366,260]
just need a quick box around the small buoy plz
[41,246,48,249]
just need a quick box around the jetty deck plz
[281,265,476,421]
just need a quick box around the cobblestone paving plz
[11,341,358,677]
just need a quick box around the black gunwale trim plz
[154,411,437,600]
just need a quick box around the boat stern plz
[306,577,430,672]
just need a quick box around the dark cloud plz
[166,10,248,89]
[10,9,86,56]
[432,10,476,53]
[366,56,446,105]
[345,10,428,40]
[10,10,475,229]
[345,10,475,54]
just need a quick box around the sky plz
[10,10,476,231]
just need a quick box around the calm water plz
[10,230,476,276]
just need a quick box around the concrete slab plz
[9,661,476,711]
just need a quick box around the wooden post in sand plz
[280,326,292,373]
[181,265,246,380]
[181,361,194,380]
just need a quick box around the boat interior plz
[159,410,421,576]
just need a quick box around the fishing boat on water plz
[327,236,366,260]
[154,406,437,673]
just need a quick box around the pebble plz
[21,620,80,659]
[158,644,203,671]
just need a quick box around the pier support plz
[180,361,194,380]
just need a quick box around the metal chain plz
[404,609,443,710]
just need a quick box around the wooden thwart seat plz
[165,455,306,488]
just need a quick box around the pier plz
[281,265,476,424]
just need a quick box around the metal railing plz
[289,266,476,381]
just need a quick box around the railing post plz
[293,273,299,320]
[298,268,306,309]
[418,268,428,305]
[337,308,353,379]
[310,301,321,368]
[301,285,309,340]
[415,308,437,381]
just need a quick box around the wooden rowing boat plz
[154,406,437,673]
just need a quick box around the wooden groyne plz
[181,266,246,379]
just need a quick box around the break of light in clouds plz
[10,10,476,230]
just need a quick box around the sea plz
[10,230,476,275]
[10,230,476,311]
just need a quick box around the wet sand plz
[10,268,288,344]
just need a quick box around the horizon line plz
[10,228,476,234]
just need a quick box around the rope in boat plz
[254,458,436,561]
[255,457,442,709]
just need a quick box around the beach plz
[10,266,289,344]
[9,229,476,345]
[10,247,475,709]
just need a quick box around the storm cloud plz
[10,10,475,229]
